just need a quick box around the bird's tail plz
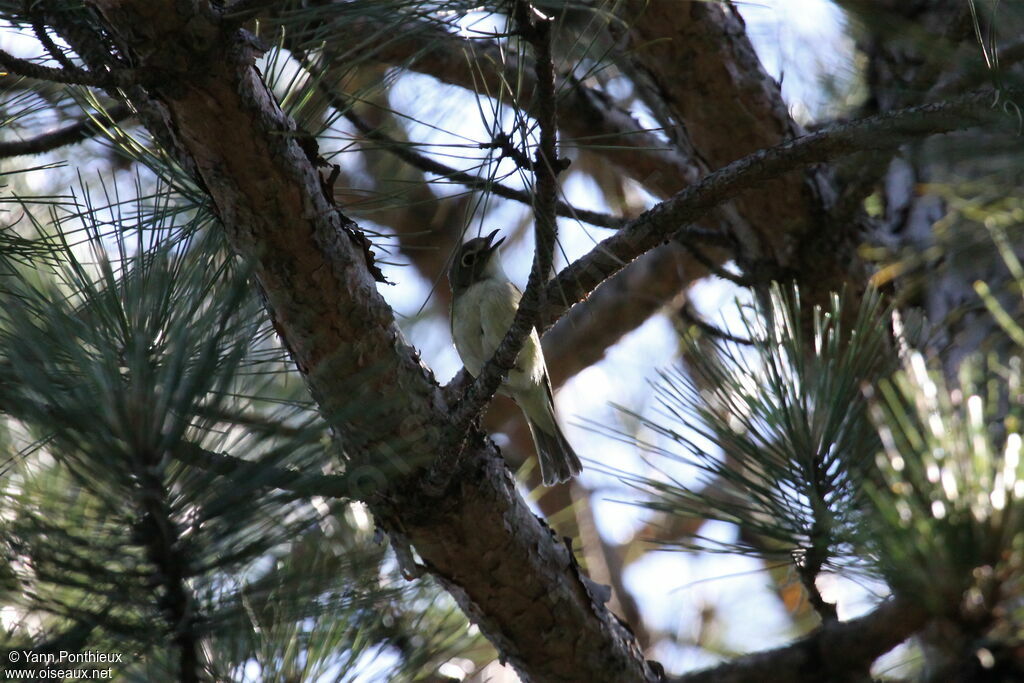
[526,417,583,485]
[518,378,582,485]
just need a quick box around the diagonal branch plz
[86,2,660,680]
[541,89,1017,330]
[27,5,79,73]
[672,597,928,683]
[0,47,145,88]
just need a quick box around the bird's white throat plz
[480,252,511,282]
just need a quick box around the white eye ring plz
[461,252,475,267]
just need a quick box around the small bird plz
[449,229,582,485]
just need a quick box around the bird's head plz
[449,229,506,293]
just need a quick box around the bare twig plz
[26,3,78,73]
[446,0,566,440]
[0,47,143,88]
[677,301,754,346]
[677,237,753,287]
[0,103,132,159]
[479,130,534,171]
[323,81,621,228]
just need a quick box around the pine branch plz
[0,47,145,88]
[27,5,79,73]
[0,103,132,159]
[543,88,1018,330]
[86,4,660,679]
[174,441,352,500]
[131,461,200,683]
[673,597,929,683]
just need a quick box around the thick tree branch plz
[541,89,1015,329]
[86,2,659,680]
[613,0,811,259]
[672,597,929,683]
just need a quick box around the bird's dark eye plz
[461,251,475,267]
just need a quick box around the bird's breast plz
[451,280,545,392]
[451,282,498,377]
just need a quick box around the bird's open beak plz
[484,229,506,252]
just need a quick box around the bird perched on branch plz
[449,229,582,485]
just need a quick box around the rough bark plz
[31,2,1013,679]
[84,2,660,680]
[613,0,841,283]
